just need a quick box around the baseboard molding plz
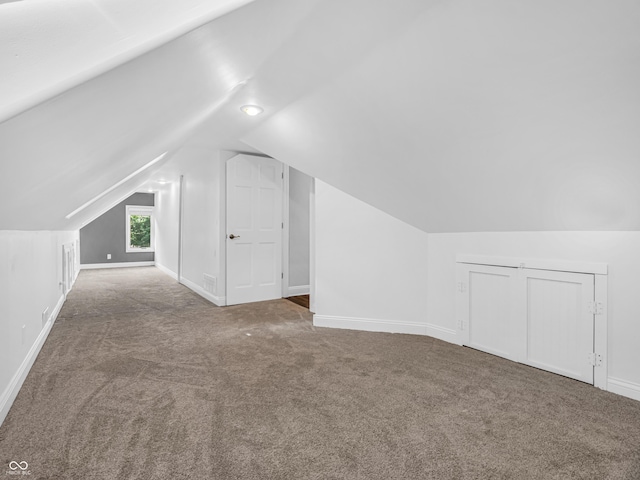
[180,276,225,307]
[608,377,640,402]
[424,323,459,344]
[286,285,310,297]
[154,262,178,281]
[313,315,457,343]
[0,294,65,427]
[80,261,155,270]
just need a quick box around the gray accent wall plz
[289,168,311,287]
[80,192,155,264]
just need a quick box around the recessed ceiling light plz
[158,180,168,185]
[240,105,263,116]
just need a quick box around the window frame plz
[125,205,155,253]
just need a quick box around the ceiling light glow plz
[240,105,263,116]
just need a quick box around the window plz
[126,205,154,253]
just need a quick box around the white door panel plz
[522,269,594,383]
[466,265,519,361]
[227,155,283,306]
[458,263,596,384]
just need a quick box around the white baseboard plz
[180,276,225,307]
[81,261,155,270]
[286,285,310,297]
[424,323,459,344]
[313,314,457,343]
[0,294,65,427]
[154,262,178,280]
[608,377,640,402]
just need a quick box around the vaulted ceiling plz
[1,0,639,232]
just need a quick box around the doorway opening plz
[286,295,310,309]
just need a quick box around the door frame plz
[282,164,290,298]
[455,254,608,390]
[282,165,315,303]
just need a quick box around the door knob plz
[229,234,240,239]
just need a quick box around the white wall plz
[288,167,312,290]
[426,231,640,400]
[155,149,314,304]
[0,230,79,426]
[180,147,224,304]
[154,180,180,278]
[153,146,226,305]
[313,182,640,401]
[313,181,447,339]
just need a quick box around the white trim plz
[126,204,155,253]
[455,262,467,346]
[155,262,178,280]
[72,239,80,286]
[80,261,155,269]
[282,164,290,298]
[0,294,65,427]
[178,175,185,282]
[286,285,310,297]
[313,315,457,344]
[456,254,608,275]
[79,187,146,230]
[424,323,460,344]
[607,377,640,402]
[180,276,226,307]
[594,274,608,390]
[127,205,155,216]
[67,153,165,220]
[309,178,316,313]
[218,157,228,301]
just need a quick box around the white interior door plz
[520,268,594,384]
[226,154,283,306]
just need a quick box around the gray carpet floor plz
[1,267,639,479]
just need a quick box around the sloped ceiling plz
[0,0,256,123]
[243,0,640,232]
[1,0,639,232]
[0,0,318,230]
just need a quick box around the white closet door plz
[458,264,520,362]
[457,263,596,384]
[520,268,594,384]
